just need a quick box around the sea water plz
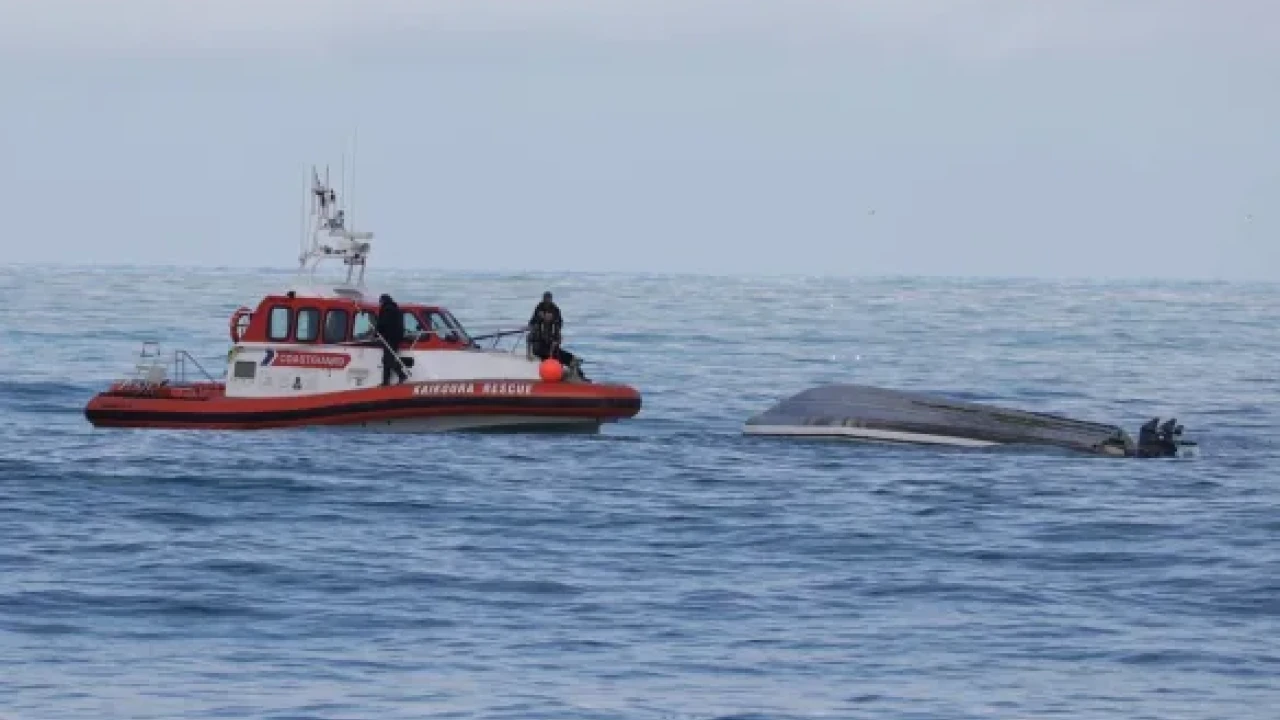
[1,266,1277,719]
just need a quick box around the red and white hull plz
[84,161,645,434]
[84,379,641,433]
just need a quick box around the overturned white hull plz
[745,384,1197,458]
[744,422,1000,448]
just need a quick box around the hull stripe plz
[86,395,641,428]
[743,424,999,447]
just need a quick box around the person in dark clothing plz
[528,291,562,334]
[376,293,408,386]
[528,309,560,361]
[528,306,588,381]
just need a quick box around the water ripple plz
[0,268,1278,719]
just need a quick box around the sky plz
[1,0,1276,279]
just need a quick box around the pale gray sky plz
[2,0,1276,279]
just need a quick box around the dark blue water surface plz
[1,267,1278,719]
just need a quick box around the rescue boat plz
[84,166,642,433]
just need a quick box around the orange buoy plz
[538,358,564,382]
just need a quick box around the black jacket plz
[529,316,561,359]
[376,301,405,344]
[528,300,563,331]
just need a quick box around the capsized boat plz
[84,166,642,433]
[744,384,1197,458]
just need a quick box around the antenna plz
[299,165,308,263]
[349,127,358,235]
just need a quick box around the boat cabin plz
[231,293,473,351]
[92,164,617,407]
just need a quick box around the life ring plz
[229,307,252,342]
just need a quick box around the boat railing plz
[174,349,219,384]
[467,328,532,357]
[124,343,221,388]
[403,329,469,349]
[339,327,532,358]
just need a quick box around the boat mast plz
[296,162,375,292]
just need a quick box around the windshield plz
[440,310,471,344]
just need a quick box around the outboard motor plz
[1135,417,1199,458]
[1138,418,1159,448]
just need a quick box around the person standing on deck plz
[528,291,563,334]
[527,292,589,381]
[376,294,408,386]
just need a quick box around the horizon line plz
[2,260,1275,286]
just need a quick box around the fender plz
[229,307,252,342]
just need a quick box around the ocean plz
[1,266,1277,719]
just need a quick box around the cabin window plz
[295,308,320,342]
[441,310,471,344]
[323,309,350,344]
[267,306,291,341]
[425,311,459,342]
[403,311,423,337]
[352,310,376,340]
